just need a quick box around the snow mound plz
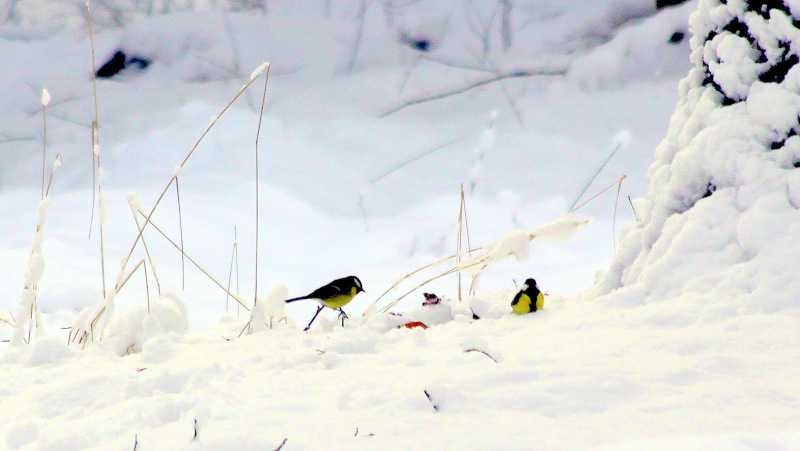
[105,293,188,356]
[592,0,800,314]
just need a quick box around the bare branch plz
[346,0,367,74]
[379,68,567,118]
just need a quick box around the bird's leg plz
[338,308,348,327]
[304,305,324,332]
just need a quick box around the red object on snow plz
[402,321,428,329]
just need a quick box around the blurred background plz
[0,0,696,329]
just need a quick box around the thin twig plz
[398,53,421,94]
[379,68,567,118]
[41,101,46,200]
[570,175,626,213]
[372,243,489,306]
[144,261,151,314]
[627,195,639,221]
[568,139,626,212]
[194,51,239,79]
[457,185,465,302]
[235,228,241,317]
[346,0,367,74]
[43,155,60,197]
[370,135,470,185]
[418,54,498,73]
[254,63,272,306]
[128,201,162,296]
[86,1,106,298]
[87,0,98,241]
[96,126,107,298]
[117,65,270,297]
[176,177,185,290]
[423,390,439,411]
[222,13,243,77]
[613,177,625,250]
[73,259,145,321]
[138,212,250,311]
[237,319,251,338]
[379,259,487,313]
[462,186,474,295]
[118,259,145,293]
[0,136,36,145]
[464,348,498,363]
[225,227,237,314]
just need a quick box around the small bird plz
[422,292,441,306]
[511,278,543,314]
[285,276,364,331]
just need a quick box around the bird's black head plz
[349,275,365,293]
[524,278,537,289]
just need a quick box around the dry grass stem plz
[570,175,626,213]
[176,177,185,290]
[613,176,625,250]
[41,101,46,199]
[118,63,270,292]
[128,203,162,296]
[144,261,151,314]
[225,226,239,314]
[253,63,271,305]
[86,1,107,297]
[87,1,98,240]
[457,186,465,302]
[138,212,250,311]
[379,259,488,313]
[372,242,489,306]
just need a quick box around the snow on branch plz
[376,214,591,312]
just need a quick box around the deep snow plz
[2,0,799,449]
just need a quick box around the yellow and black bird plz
[285,275,364,331]
[511,278,543,314]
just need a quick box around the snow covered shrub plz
[593,0,800,312]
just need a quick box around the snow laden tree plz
[592,0,800,312]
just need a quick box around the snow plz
[249,61,270,81]
[2,0,800,449]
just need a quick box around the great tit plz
[511,278,543,314]
[285,275,364,331]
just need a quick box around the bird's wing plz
[306,283,342,300]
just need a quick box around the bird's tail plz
[285,296,310,303]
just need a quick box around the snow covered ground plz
[2,0,799,449]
